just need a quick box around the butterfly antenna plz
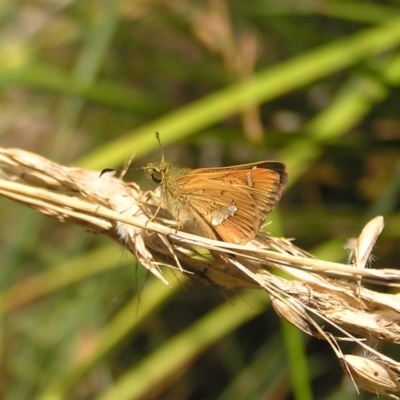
[99,152,139,178]
[100,133,164,178]
[155,132,165,163]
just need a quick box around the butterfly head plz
[143,160,168,184]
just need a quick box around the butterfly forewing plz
[176,177,260,243]
[175,162,287,243]
[191,161,287,212]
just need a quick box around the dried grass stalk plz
[1,147,400,398]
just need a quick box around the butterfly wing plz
[176,165,286,243]
[190,161,287,216]
[176,177,260,243]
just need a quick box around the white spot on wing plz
[211,202,238,226]
[246,172,253,187]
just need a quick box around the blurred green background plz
[1,1,400,399]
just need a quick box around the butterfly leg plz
[146,200,163,225]
[174,209,184,234]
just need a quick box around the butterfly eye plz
[151,169,163,183]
